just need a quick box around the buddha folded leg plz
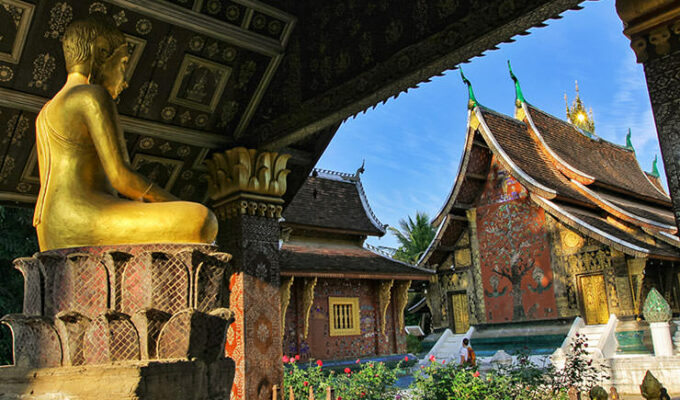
[37,198,218,251]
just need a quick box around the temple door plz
[579,274,609,325]
[449,292,469,334]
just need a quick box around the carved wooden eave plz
[377,279,393,335]
[569,179,678,234]
[279,276,294,336]
[301,277,316,339]
[259,0,588,150]
[519,101,595,185]
[393,280,410,332]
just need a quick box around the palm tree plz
[390,212,436,264]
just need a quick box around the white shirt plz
[459,346,468,363]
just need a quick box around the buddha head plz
[62,14,129,99]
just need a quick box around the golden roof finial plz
[565,80,595,134]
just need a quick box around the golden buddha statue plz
[33,15,217,251]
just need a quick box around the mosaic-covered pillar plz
[206,147,290,400]
[616,0,680,231]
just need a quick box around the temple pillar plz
[206,147,290,400]
[616,0,680,231]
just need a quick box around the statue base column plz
[0,244,236,399]
[649,322,674,357]
[206,147,291,400]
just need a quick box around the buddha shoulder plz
[61,84,116,112]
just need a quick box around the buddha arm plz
[78,86,177,202]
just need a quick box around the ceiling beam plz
[0,88,231,148]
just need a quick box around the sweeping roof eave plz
[531,194,680,260]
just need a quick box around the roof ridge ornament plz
[565,80,595,134]
[459,66,478,110]
[507,60,526,107]
[349,159,365,182]
[651,154,660,178]
[625,128,635,151]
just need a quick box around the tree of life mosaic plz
[476,161,557,323]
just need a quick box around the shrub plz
[412,356,569,400]
[548,333,610,398]
[406,334,423,354]
[282,356,399,400]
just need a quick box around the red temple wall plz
[475,159,558,323]
[282,278,406,361]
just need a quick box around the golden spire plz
[565,80,595,134]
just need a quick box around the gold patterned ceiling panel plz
[0,0,584,206]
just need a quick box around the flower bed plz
[281,334,608,399]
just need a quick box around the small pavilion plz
[279,168,433,362]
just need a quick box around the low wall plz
[609,356,680,396]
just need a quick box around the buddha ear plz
[92,36,111,66]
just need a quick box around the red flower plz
[584,343,588,347]
[404,356,409,362]
[344,367,351,374]
[360,393,365,397]
[295,354,300,361]
[303,381,309,387]
[429,354,436,362]
[316,360,323,367]
[337,397,342,400]
[441,360,446,364]
[355,359,361,364]
[420,366,424,369]
[473,371,480,378]
[282,355,290,363]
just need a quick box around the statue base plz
[1,244,235,399]
[0,358,234,400]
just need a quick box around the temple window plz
[328,297,361,336]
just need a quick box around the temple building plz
[279,168,433,361]
[419,67,680,357]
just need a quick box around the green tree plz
[0,206,39,365]
[390,212,436,264]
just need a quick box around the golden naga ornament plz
[33,15,217,251]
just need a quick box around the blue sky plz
[315,0,665,250]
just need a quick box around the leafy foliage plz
[406,334,422,354]
[549,333,610,397]
[282,357,400,400]
[390,212,435,264]
[0,206,39,365]
[412,356,569,400]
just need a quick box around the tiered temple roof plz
[281,169,432,280]
[421,69,679,267]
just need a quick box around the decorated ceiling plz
[0,0,584,206]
